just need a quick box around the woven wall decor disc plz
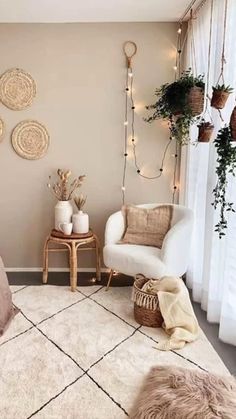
[0,68,36,110]
[11,120,49,160]
[0,118,5,143]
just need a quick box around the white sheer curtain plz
[180,0,236,346]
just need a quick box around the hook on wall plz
[123,41,137,68]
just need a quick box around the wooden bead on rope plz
[123,41,137,68]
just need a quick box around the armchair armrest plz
[104,211,125,245]
[160,211,194,276]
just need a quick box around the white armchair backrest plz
[105,203,193,246]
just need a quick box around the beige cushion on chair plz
[120,205,173,248]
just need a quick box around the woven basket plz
[198,123,214,143]
[211,90,229,110]
[230,106,236,141]
[11,120,49,160]
[0,68,36,110]
[132,275,163,327]
[187,86,204,116]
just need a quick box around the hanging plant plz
[212,126,236,238]
[230,106,236,140]
[211,84,233,110]
[197,120,214,143]
[145,69,205,145]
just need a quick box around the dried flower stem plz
[47,169,86,201]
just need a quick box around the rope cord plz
[216,0,228,85]
[172,141,179,203]
[190,9,197,76]
[121,67,129,204]
[202,0,214,121]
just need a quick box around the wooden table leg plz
[70,241,77,292]
[42,237,50,284]
[94,234,101,282]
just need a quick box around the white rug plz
[0,285,229,419]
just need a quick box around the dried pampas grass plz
[130,366,236,419]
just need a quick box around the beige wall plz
[0,22,178,269]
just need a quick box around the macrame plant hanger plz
[215,0,228,123]
[189,9,197,78]
[199,0,214,129]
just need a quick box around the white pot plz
[55,200,73,231]
[72,211,89,234]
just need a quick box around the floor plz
[0,275,231,419]
[7,271,236,375]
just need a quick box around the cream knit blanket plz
[142,276,199,351]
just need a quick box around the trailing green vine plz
[212,126,236,238]
[145,70,205,145]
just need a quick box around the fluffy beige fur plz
[130,366,236,419]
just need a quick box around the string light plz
[121,34,183,203]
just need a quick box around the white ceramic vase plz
[55,200,73,231]
[72,211,89,234]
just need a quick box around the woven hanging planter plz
[11,120,49,160]
[0,118,5,143]
[198,122,214,143]
[187,86,204,116]
[132,275,163,327]
[230,106,236,141]
[0,68,36,110]
[211,90,229,110]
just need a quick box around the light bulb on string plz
[173,65,178,71]
[124,120,128,126]
[128,134,139,145]
[128,71,133,78]
[121,186,126,192]
[131,102,144,114]
[177,27,182,34]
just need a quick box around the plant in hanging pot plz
[212,126,236,238]
[47,169,86,231]
[73,194,89,234]
[145,69,205,145]
[211,84,233,110]
[197,119,214,143]
[230,106,236,141]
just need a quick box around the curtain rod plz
[179,0,207,23]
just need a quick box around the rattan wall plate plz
[11,120,49,160]
[0,68,36,110]
[0,118,5,143]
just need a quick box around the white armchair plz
[103,203,194,290]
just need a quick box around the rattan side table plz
[42,229,101,292]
